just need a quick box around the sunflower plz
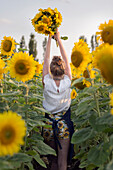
[42,15,52,25]
[0,58,5,79]
[0,36,16,56]
[109,92,113,115]
[71,39,92,72]
[83,63,97,79]
[93,44,113,85]
[31,8,62,36]
[44,28,54,36]
[7,51,37,82]
[71,89,77,99]
[31,12,43,26]
[72,77,86,90]
[63,127,70,138]
[0,110,26,156]
[96,20,113,45]
[35,62,43,75]
[58,121,64,129]
[70,63,82,78]
[58,12,62,23]
[82,79,91,88]
[110,92,113,106]
[35,22,47,34]
[46,7,54,15]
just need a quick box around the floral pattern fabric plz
[43,112,70,141]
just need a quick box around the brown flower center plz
[101,26,113,45]
[71,51,83,68]
[38,25,45,31]
[44,30,51,35]
[15,60,29,75]
[0,126,15,145]
[83,69,90,78]
[43,17,49,24]
[3,40,12,52]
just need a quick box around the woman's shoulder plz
[44,73,52,81]
[43,73,53,87]
[63,74,71,82]
[59,75,71,91]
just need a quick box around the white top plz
[43,74,72,114]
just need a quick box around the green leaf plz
[0,160,14,170]
[25,150,37,156]
[87,143,110,166]
[79,160,89,168]
[71,77,84,87]
[24,162,34,170]
[30,133,44,141]
[96,113,113,125]
[32,106,50,114]
[79,96,93,104]
[71,127,95,144]
[7,153,32,163]
[33,153,47,168]
[10,103,19,112]
[106,160,113,170]
[0,91,21,97]
[61,36,68,40]
[18,48,28,51]
[27,118,46,127]
[89,114,109,132]
[3,79,19,87]
[33,140,56,156]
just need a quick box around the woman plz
[42,28,74,170]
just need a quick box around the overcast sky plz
[0,0,113,62]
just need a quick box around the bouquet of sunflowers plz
[31,7,68,42]
[31,7,62,36]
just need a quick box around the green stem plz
[21,86,28,170]
[94,92,101,117]
[86,67,101,117]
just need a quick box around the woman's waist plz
[43,102,70,114]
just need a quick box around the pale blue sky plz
[0,0,113,62]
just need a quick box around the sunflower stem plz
[94,92,101,117]
[21,85,29,170]
[86,67,101,117]
[0,80,3,94]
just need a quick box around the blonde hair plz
[50,56,65,77]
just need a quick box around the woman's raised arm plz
[42,36,52,81]
[54,29,72,80]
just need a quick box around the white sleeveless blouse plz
[43,74,72,114]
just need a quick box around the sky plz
[0,0,113,63]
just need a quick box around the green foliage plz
[1,59,113,170]
[0,74,56,170]
[71,74,113,169]
[61,36,68,40]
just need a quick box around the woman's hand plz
[53,28,60,41]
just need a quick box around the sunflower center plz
[15,60,29,75]
[38,25,44,31]
[0,126,15,145]
[44,30,51,34]
[43,18,49,24]
[83,70,90,78]
[73,92,75,97]
[3,40,12,52]
[101,26,113,45]
[71,51,83,68]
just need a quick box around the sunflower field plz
[0,7,113,170]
